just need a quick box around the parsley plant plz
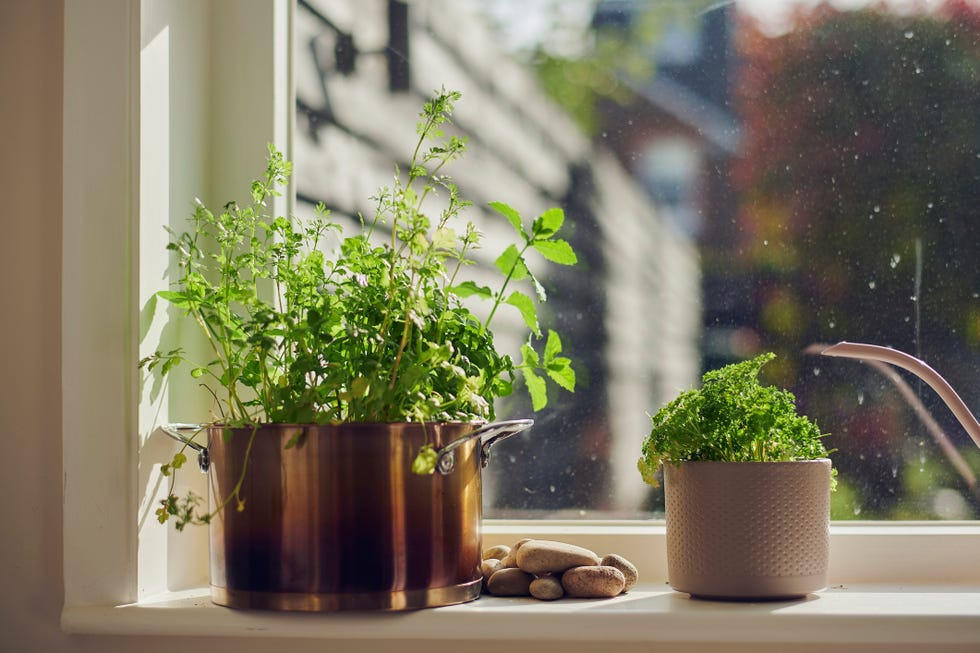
[638,353,834,486]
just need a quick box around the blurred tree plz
[473,0,717,135]
[733,1,980,371]
[733,1,980,518]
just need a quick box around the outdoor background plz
[294,0,980,520]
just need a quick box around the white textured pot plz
[664,459,832,601]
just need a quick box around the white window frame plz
[62,0,980,645]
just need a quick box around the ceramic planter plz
[663,459,832,600]
[164,420,530,611]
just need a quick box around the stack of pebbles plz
[481,539,638,601]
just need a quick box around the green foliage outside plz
[514,1,716,135]
[732,2,980,519]
[733,2,980,369]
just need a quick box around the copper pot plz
[163,420,531,611]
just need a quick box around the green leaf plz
[161,452,187,477]
[506,291,540,336]
[411,444,438,475]
[190,367,208,379]
[532,207,564,238]
[489,201,526,238]
[530,272,547,302]
[284,430,304,449]
[157,290,192,308]
[449,280,493,299]
[520,342,540,368]
[495,244,530,280]
[544,329,562,362]
[350,376,371,398]
[546,358,576,392]
[432,226,456,251]
[531,239,578,266]
[524,368,547,411]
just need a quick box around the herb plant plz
[637,353,833,486]
[142,89,577,527]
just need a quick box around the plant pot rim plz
[665,458,832,467]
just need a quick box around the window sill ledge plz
[62,584,980,650]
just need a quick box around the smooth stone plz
[481,558,504,581]
[529,575,564,601]
[600,553,638,592]
[483,544,511,561]
[516,539,601,574]
[561,565,626,598]
[486,567,534,596]
[501,539,532,568]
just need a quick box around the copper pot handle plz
[160,423,210,472]
[435,419,534,475]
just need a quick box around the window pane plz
[294,0,980,520]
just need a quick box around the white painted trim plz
[63,0,295,613]
[62,0,141,608]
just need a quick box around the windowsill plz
[63,522,980,649]
[62,584,980,648]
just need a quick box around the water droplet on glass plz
[549,485,556,493]
[853,506,863,516]
[891,466,899,478]
[868,280,877,289]
[763,239,769,246]
[904,30,915,39]
[873,205,881,213]
[829,320,836,329]
[858,392,865,405]
[890,254,901,268]
[927,202,934,209]
[813,367,821,376]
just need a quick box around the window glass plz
[294,0,980,520]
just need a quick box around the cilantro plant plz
[638,353,834,486]
[142,89,577,527]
